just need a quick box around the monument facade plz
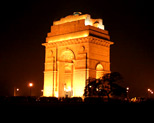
[42,12,113,97]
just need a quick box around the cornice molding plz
[42,36,114,48]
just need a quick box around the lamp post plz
[147,88,153,98]
[28,82,33,96]
[41,89,43,96]
[14,87,20,96]
[126,87,129,101]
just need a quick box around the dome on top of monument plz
[53,12,104,30]
[53,12,90,25]
[73,12,82,15]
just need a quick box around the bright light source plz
[64,86,71,92]
[96,88,99,91]
[16,88,19,91]
[126,87,129,91]
[29,82,33,87]
[148,88,153,94]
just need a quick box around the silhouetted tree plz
[84,72,126,100]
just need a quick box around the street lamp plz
[14,87,20,96]
[41,89,43,96]
[28,82,33,96]
[16,88,19,92]
[126,87,129,101]
[147,88,153,98]
[126,87,129,92]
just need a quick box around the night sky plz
[0,0,153,97]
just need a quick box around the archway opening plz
[96,64,104,79]
[60,49,75,97]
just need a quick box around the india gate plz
[42,12,113,97]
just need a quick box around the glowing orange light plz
[131,97,137,102]
[43,13,112,97]
[126,87,129,91]
[29,82,33,87]
[148,88,153,94]
[64,86,71,92]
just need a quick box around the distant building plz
[42,12,113,97]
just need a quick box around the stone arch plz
[59,48,74,97]
[60,48,75,63]
[96,63,103,71]
[96,63,104,79]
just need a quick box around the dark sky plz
[0,0,153,97]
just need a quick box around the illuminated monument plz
[42,12,113,97]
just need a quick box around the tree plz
[84,72,126,100]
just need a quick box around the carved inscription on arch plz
[60,49,75,62]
